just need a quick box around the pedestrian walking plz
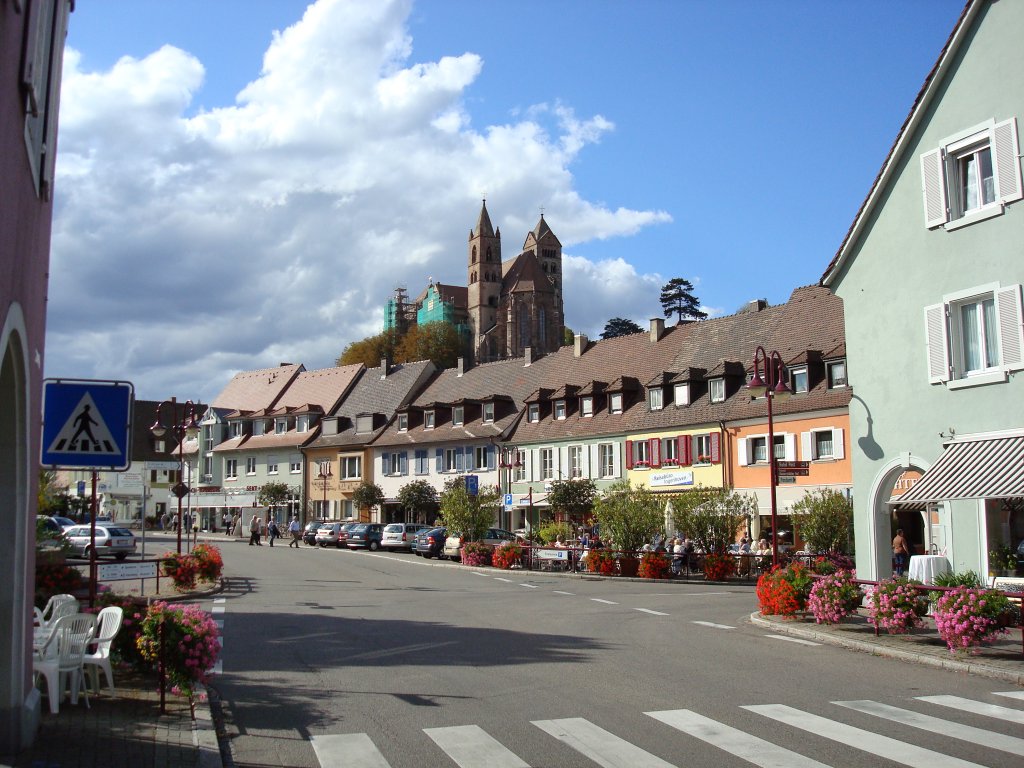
[249,514,262,546]
[268,518,280,547]
[288,514,302,548]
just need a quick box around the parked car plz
[315,522,344,548]
[336,521,359,548]
[63,524,136,560]
[415,527,447,559]
[381,523,429,552]
[302,521,322,546]
[443,528,516,561]
[346,523,384,551]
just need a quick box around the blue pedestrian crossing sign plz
[41,379,134,470]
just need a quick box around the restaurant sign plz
[648,470,694,488]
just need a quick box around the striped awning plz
[896,435,1024,505]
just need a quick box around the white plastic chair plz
[83,606,123,695]
[35,594,78,630]
[33,613,96,714]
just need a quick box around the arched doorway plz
[863,456,932,581]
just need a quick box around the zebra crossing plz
[307,691,1023,767]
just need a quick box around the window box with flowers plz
[633,461,650,469]
[662,458,680,467]
[695,455,711,465]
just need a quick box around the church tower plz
[521,213,564,349]
[467,200,502,359]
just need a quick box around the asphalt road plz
[206,542,1022,768]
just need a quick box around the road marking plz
[994,691,1024,701]
[553,590,575,595]
[213,597,225,603]
[214,620,224,629]
[211,605,225,614]
[692,621,733,629]
[533,717,677,768]
[835,699,1024,755]
[635,608,669,616]
[520,583,538,589]
[915,695,1024,724]
[424,724,529,768]
[312,733,390,767]
[744,704,984,768]
[646,708,829,767]
[344,641,457,662]
[764,635,820,646]
[211,659,222,675]
[471,571,487,577]
[494,577,513,583]
[591,598,618,605]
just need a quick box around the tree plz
[337,332,397,367]
[395,321,463,369]
[592,479,664,554]
[439,477,499,542]
[659,277,708,324]
[791,488,854,554]
[600,317,643,339]
[547,478,597,522]
[258,482,292,516]
[352,482,385,517]
[37,468,66,516]
[562,326,575,346]
[669,487,754,555]
[397,479,438,523]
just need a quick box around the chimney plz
[380,357,389,379]
[524,347,533,366]
[456,357,465,377]
[574,333,588,357]
[650,318,665,342]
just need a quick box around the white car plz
[63,524,137,560]
[381,523,429,552]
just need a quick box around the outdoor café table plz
[908,554,950,585]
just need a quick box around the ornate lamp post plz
[498,445,521,531]
[746,347,791,567]
[317,461,332,520]
[150,398,199,554]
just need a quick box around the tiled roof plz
[503,251,555,296]
[211,364,303,411]
[273,364,363,411]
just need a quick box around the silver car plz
[63,524,136,560]
[381,523,428,552]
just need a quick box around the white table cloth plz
[908,554,950,585]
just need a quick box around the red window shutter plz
[679,436,691,466]
[625,440,634,469]
[710,432,721,464]
[649,438,661,468]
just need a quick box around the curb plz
[749,612,1024,685]
[193,684,222,768]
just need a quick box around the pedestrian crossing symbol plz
[41,379,134,470]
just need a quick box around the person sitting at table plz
[553,535,567,549]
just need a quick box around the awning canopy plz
[897,435,1024,505]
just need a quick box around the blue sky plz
[50,0,966,403]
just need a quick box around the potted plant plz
[933,586,1019,653]
[988,544,1016,576]
[137,601,221,698]
[587,548,617,575]
[807,570,863,624]
[492,541,521,570]
[756,562,814,616]
[868,578,929,634]
[461,540,493,567]
[638,552,671,579]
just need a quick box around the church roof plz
[473,200,496,238]
[522,213,562,249]
[502,251,555,296]
[414,282,468,309]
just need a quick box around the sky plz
[48,0,967,404]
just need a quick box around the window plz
[203,457,212,478]
[290,455,302,473]
[632,440,650,467]
[540,448,554,480]
[568,445,584,478]
[424,410,435,430]
[414,450,429,475]
[693,434,712,464]
[204,428,213,453]
[791,367,808,394]
[827,360,847,388]
[252,420,265,436]
[297,415,309,433]
[353,415,371,434]
[674,382,690,407]
[154,439,166,453]
[385,452,405,476]
[397,413,408,432]
[482,403,494,423]
[554,400,566,420]
[581,396,593,417]
[230,422,242,438]
[710,378,726,403]
[275,419,287,435]
[444,448,460,473]
[340,456,361,480]
[661,437,679,465]
[452,406,464,426]
[742,434,787,465]
[225,459,238,479]
[474,445,490,469]
[803,428,846,461]
[528,403,540,423]
[246,457,256,475]
[513,449,527,482]
[599,443,616,478]
[750,437,768,464]
[609,393,623,414]
[649,388,663,410]
[920,118,1022,229]
[925,283,1023,388]
[267,456,278,474]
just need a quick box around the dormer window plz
[297,415,310,433]
[674,383,690,407]
[452,406,464,426]
[424,410,435,430]
[791,367,809,394]
[581,396,593,417]
[648,387,663,411]
[154,439,166,453]
[554,400,566,420]
[275,418,288,434]
[356,415,373,434]
[710,378,726,403]
[397,413,408,432]
[482,402,494,423]
[252,420,264,436]
[609,393,623,414]
[827,360,847,388]
[230,422,242,438]
[528,403,540,423]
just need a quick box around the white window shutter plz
[612,443,621,477]
[920,147,948,228]
[801,431,813,461]
[993,118,1023,203]
[737,438,748,466]
[924,303,951,383]
[554,447,563,475]
[581,445,591,477]
[529,450,538,482]
[832,428,845,460]
[995,284,1024,371]
[590,444,599,476]
[784,433,796,461]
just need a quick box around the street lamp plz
[498,445,521,531]
[317,460,332,520]
[747,346,791,568]
[150,397,199,554]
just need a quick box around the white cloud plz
[49,0,669,402]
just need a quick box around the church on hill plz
[386,201,565,365]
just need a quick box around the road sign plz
[463,474,479,496]
[97,561,157,581]
[504,493,514,510]
[776,461,810,470]
[41,379,134,470]
[775,459,810,477]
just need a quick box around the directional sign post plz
[41,379,134,470]
[775,460,810,478]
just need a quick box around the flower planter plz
[618,556,640,578]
